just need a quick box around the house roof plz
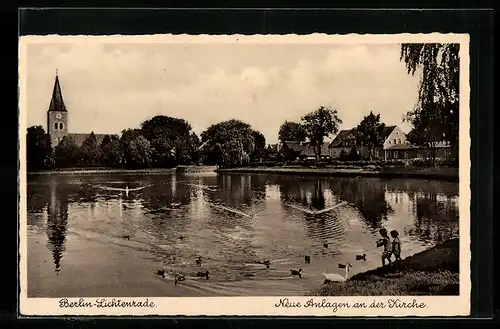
[68,133,118,147]
[282,141,329,157]
[47,74,67,112]
[381,125,397,140]
[328,129,354,148]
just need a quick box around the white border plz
[18,33,471,317]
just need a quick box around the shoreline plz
[215,166,459,182]
[310,238,460,296]
[27,165,216,176]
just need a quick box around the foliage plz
[278,121,306,143]
[400,43,459,161]
[301,106,342,162]
[200,119,257,166]
[54,136,81,167]
[250,130,266,162]
[353,111,386,160]
[80,132,102,166]
[26,125,53,170]
[101,136,124,167]
[126,135,153,168]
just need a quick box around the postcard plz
[19,33,470,316]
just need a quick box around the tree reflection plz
[407,192,459,244]
[329,178,394,230]
[46,181,68,274]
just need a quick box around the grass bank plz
[310,238,460,296]
[216,166,458,182]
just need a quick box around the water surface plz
[27,172,459,297]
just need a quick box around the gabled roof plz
[48,74,67,112]
[67,133,117,147]
[381,125,397,140]
[328,129,354,148]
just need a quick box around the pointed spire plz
[48,70,67,112]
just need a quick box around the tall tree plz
[140,115,193,166]
[301,106,342,162]
[353,111,386,160]
[278,121,306,143]
[400,43,459,163]
[80,132,102,166]
[200,119,255,166]
[101,136,125,167]
[250,130,266,162]
[26,125,53,170]
[126,135,152,168]
[54,136,80,167]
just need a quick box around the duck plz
[290,268,303,279]
[323,243,329,248]
[179,235,185,241]
[121,235,131,240]
[196,256,202,266]
[244,273,255,277]
[157,269,166,278]
[196,271,210,279]
[174,274,186,285]
[322,263,352,283]
[256,260,271,268]
[122,204,128,209]
[304,255,311,264]
[356,254,367,261]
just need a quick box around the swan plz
[322,263,352,283]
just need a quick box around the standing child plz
[376,228,392,267]
[390,230,402,262]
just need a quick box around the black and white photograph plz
[19,33,470,316]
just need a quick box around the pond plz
[26,172,459,297]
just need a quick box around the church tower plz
[47,70,68,147]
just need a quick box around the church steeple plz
[48,70,67,112]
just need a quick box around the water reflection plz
[46,181,68,274]
[27,173,459,295]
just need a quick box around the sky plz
[24,40,420,144]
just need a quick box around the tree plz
[353,111,386,160]
[301,106,342,162]
[54,136,80,167]
[80,132,102,166]
[278,121,306,143]
[200,119,256,167]
[126,135,152,168]
[188,132,201,163]
[140,115,194,167]
[250,130,266,162]
[26,125,53,170]
[101,136,124,167]
[400,43,459,163]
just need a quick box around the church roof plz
[48,74,67,112]
[68,133,118,147]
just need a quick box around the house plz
[328,125,450,160]
[279,141,330,160]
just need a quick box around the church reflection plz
[46,180,68,274]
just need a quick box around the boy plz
[390,230,402,262]
[376,228,392,267]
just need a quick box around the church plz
[46,71,117,147]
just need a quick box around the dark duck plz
[290,268,303,278]
[196,271,210,279]
[356,254,367,261]
[304,255,311,264]
[174,274,186,285]
[196,256,202,266]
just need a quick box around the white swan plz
[322,263,352,282]
[285,201,348,215]
[94,184,152,196]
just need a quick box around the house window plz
[394,139,397,144]
[59,122,64,130]
[54,122,58,130]
[398,139,401,144]
[394,152,399,159]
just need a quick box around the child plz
[377,228,392,267]
[390,230,402,262]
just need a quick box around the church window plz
[54,122,58,130]
[59,122,64,130]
